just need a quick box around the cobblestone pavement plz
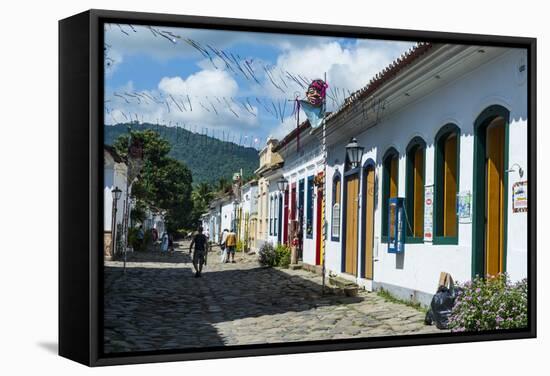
[103,241,441,353]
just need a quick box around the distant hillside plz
[104,123,259,185]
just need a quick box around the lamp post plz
[345,137,365,169]
[233,199,239,234]
[277,177,288,193]
[110,186,122,258]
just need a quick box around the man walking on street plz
[189,226,209,277]
[225,228,237,263]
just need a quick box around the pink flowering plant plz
[448,273,527,332]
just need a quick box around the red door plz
[315,186,323,265]
[291,184,297,220]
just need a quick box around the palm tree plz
[217,177,231,193]
[193,182,213,206]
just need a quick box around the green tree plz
[217,177,231,193]
[193,182,214,208]
[113,130,193,232]
[190,182,214,226]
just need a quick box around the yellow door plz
[485,118,505,276]
[364,166,375,280]
[345,175,359,275]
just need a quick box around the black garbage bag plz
[426,283,459,330]
[424,309,434,325]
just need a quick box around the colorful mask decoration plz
[298,79,328,130]
[306,79,328,107]
[293,78,329,151]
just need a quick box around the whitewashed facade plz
[221,197,237,234]
[103,146,129,259]
[143,209,165,237]
[273,125,325,265]
[319,44,528,305]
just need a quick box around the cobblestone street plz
[103,241,440,353]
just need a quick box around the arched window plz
[381,148,399,241]
[405,137,426,242]
[434,124,460,244]
[331,172,342,240]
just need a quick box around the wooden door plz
[364,166,375,280]
[485,118,505,276]
[345,175,360,275]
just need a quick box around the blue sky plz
[104,23,415,146]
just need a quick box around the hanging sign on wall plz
[423,185,434,242]
[457,191,472,223]
[512,181,528,213]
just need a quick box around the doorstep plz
[301,263,323,275]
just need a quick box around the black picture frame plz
[59,8,537,367]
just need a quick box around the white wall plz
[221,201,235,233]
[324,49,528,301]
[103,158,128,233]
[266,182,284,245]
[279,137,325,263]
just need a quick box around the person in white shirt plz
[220,229,229,263]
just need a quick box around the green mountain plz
[104,123,259,185]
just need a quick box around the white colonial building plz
[103,145,129,260]
[255,42,528,307]
[271,122,325,265]
[316,43,528,305]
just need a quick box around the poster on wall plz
[457,191,472,223]
[513,181,528,212]
[424,185,434,242]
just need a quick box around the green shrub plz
[275,244,291,268]
[115,224,124,255]
[142,229,152,251]
[128,227,142,251]
[449,273,528,332]
[258,243,276,267]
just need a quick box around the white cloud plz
[104,25,416,143]
[104,23,334,66]
[255,39,415,112]
[159,69,238,98]
[105,68,261,136]
[270,115,299,140]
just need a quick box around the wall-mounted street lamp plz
[345,137,364,169]
[277,177,289,192]
[506,163,525,178]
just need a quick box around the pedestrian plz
[137,225,144,250]
[161,231,169,254]
[168,232,174,255]
[220,228,229,263]
[189,226,209,277]
[225,228,237,263]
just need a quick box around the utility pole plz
[321,71,327,296]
